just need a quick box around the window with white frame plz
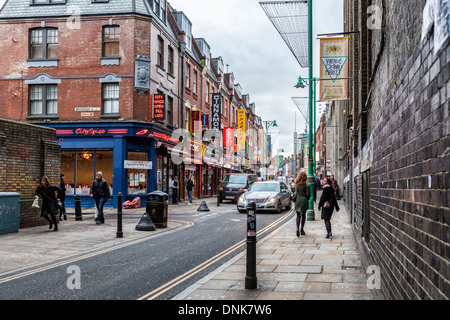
[102,83,119,114]
[29,84,58,116]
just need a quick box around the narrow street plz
[0,200,293,300]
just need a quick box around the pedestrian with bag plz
[89,171,111,224]
[186,175,194,205]
[172,175,179,204]
[35,176,62,232]
[318,177,340,238]
[59,173,67,222]
[293,171,310,237]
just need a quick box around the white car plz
[237,181,292,213]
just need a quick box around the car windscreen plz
[248,183,279,192]
[222,175,247,184]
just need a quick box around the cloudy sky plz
[0,0,344,155]
[168,0,344,155]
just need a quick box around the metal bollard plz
[116,192,123,238]
[75,195,82,221]
[245,201,257,289]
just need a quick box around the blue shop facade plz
[39,121,179,208]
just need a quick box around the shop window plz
[127,151,148,195]
[61,151,75,195]
[61,150,113,196]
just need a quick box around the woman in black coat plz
[35,176,62,231]
[318,178,340,238]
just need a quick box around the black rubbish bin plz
[146,191,168,228]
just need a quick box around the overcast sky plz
[0,0,344,155]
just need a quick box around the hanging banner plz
[223,127,234,149]
[153,94,165,120]
[190,110,201,133]
[237,109,246,151]
[319,37,349,102]
[211,93,221,130]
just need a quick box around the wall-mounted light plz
[12,93,18,97]
[12,39,17,43]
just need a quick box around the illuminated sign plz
[153,94,165,120]
[75,128,107,136]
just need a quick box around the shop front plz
[39,122,177,208]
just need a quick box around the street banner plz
[211,93,221,130]
[237,109,246,151]
[190,110,201,133]
[319,37,349,101]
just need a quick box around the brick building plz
[327,0,449,299]
[0,0,265,208]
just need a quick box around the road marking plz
[0,220,194,285]
[137,208,294,300]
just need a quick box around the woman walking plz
[318,178,340,238]
[35,176,62,232]
[294,171,310,237]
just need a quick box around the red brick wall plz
[0,15,151,122]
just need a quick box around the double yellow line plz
[0,220,193,285]
[137,208,294,300]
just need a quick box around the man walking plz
[89,171,111,224]
[186,175,194,205]
[172,175,179,204]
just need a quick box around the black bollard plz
[245,201,257,289]
[75,195,82,221]
[117,192,123,238]
[217,194,220,207]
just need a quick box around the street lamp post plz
[263,120,277,180]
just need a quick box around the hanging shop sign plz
[237,110,246,151]
[190,110,201,133]
[319,37,349,102]
[211,93,221,130]
[223,127,234,148]
[153,94,165,120]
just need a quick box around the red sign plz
[223,127,234,148]
[190,110,201,133]
[153,94,165,120]
[75,128,107,136]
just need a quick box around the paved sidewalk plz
[0,196,375,300]
[173,199,375,300]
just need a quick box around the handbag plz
[324,193,333,208]
[291,193,297,202]
[32,197,40,209]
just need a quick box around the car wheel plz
[276,200,282,213]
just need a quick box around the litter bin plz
[146,191,168,228]
[0,192,20,235]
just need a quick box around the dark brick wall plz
[344,0,449,300]
[0,119,60,228]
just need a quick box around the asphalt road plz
[0,202,294,300]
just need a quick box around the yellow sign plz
[237,109,246,151]
[319,37,349,101]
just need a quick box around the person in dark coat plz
[59,173,67,221]
[294,171,310,237]
[35,176,62,232]
[89,171,111,224]
[318,178,340,238]
[186,175,194,204]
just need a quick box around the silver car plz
[237,181,292,213]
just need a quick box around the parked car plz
[237,181,292,213]
[218,173,258,203]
